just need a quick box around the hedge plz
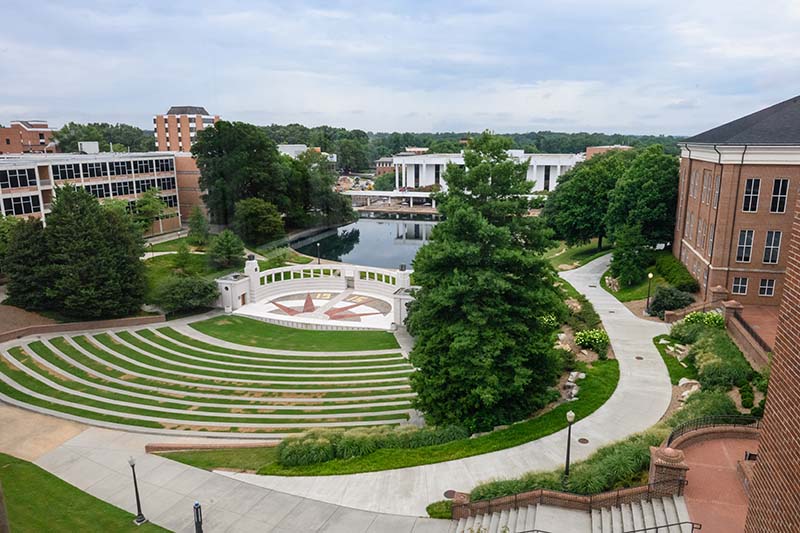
[647,286,694,319]
[575,329,610,358]
[655,253,700,293]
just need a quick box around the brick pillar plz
[710,285,728,303]
[722,300,744,322]
[649,447,689,490]
[744,197,800,532]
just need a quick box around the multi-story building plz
[153,106,218,220]
[585,144,632,160]
[674,95,800,307]
[0,152,181,235]
[391,150,583,192]
[0,120,56,154]
[374,157,394,176]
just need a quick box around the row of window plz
[83,178,177,199]
[0,168,37,189]
[742,178,789,213]
[736,229,782,264]
[732,277,776,297]
[52,159,174,180]
[2,195,41,215]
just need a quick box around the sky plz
[2,0,799,136]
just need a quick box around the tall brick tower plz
[744,196,800,531]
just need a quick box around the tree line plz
[53,122,155,153]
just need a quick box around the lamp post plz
[646,272,655,314]
[193,501,203,533]
[564,410,576,480]
[128,457,147,526]
[316,242,321,265]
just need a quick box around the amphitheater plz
[0,316,416,438]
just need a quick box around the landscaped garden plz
[0,453,167,533]
[545,239,613,271]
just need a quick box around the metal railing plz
[623,521,702,532]
[666,415,759,447]
[732,310,773,353]
[451,479,687,519]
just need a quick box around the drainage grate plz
[635,356,644,360]
[578,438,589,444]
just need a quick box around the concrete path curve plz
[221,254,673,516]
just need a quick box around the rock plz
[558,333,568,343]
[571,385,580,397]
[568,371,579,382]
[578,372,586,379]
[680,388,698,401]
[493,425,509,432]
[678,378,701,388]
[569,397,580,402]
[564,382,576,389]
[658,338,671,345]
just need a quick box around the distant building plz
[391,150,583,192]
[374,156,394,176]
[0,120,56,154]
[0,152,180,235]
[277,144,337,164]
[403,147,429,155]
[585,145,633,160]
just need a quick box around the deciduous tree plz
[232,198,285,246]
[208,230,245,269]
[187,206,210,246]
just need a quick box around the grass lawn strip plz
[91,334,411,386]
[0,352,409,426]
[600,265,668,303]
[120,331,412,375]
[156,327,401,360]
[138,329,406,367]
[188,315,400,352]
[166,360,619,476]
[653,335,698,385]
[546,240,613,270]
[48,338,413,401]
[0,452,169,533]
[10,346,412,416]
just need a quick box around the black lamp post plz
[316,242,321,265]
[646,271,655,314]
[128,457,147,526]
[193,501,203,533]
[564,410,576,479]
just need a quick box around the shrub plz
[426,500,453,519]
[669,320,708,345]
[655,253,699,293]
[751,397,766,418]
[538,313,559,330]
[684,311,724,329]
[208,230,245,268]
[667,390,740,427]
[554,348,577,372]
[687,331,753,389]
[277,437,335,467]
[753,367,770,395]
[187,206,210,245]
[647,286,694,318]
[154,275,219,314]
[173,242,192,272]
[564,292,602,331]
[739,383,755,409]
[471,471,563,501]
[575,329,610,358]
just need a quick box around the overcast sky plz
[2,1,799,135]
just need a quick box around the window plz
[38,133,45,145]
[770,178,789,213]
[701,170,711,204]
[4,139,9,145]
[703,269,708,288]
[202,117,214,124]
[713,174,721,208]
[157,177,176,191]
[434,165,441,186]
[759,279,775,297]
[135,160,153,174]
[52,164,80,180]
[155,159,174,172]
[83,162,108,178]
[111,181,133,196]
[736,229,754,262]
[696,219,705,248]
[84,183,110,198]
[0,168,36,188]
[2,195,41,215]
[763,230,782,264]
[135,179,157,194]
[162,194,178,208]
[687,213,694,241]
[708,223,715,256]
[732,277,748,295]
[110,161,132,176]
[742,178,760,212]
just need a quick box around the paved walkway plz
[221,255,673,516]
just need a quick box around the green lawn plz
[600,265,668,303]
[546,240,612,270]
[164,359,619,476]
[189,315,400,351]
[147,236,199,253]
[0,453,167,533]
[653,335,698,385]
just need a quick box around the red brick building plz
[674,96,800,307]
[0,120,55,154]
[744,192,800,531]
[585,145,632,160]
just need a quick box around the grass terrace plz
[546,239,613,270]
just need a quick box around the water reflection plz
[295,215,438,268]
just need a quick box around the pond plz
[295,214,438,269]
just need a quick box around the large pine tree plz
[407,132,565,432]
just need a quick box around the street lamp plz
[193,501,203,533]
[316,242,321,265]
[564,410,576,479]
[127,457,147,526]
[646,272,655,314]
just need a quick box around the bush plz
[655,253,699,293]
[187,206,209,245]
[426,500,453,519]
[669,320,708,345]
[751,397,766,418]
[575,329,610,357]
[739,383,755,409]
[538,313,559,330]
[208,230,245,269]
[687,331,753,389]
[684,311,724,329]
[232,198,285,246]
[276,425,469,466]
[564,292,601,331]
[647,286,694,318]
[154,275,219,314]
[667,390,740,427]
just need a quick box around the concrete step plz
[661,496,681,533]
[621,503,634,532]
[505,509,517,533]
[514,505,527,533]
[591,509,602,533]
[479,511,492,532]
[630,502,645,531]
[464,514,476,533]
[601,507,612,533]
[641,499,657,530]
[497,509,510,533]
[488,510,501,533]
[611,505,623,533]
[651,498,668,530]
[524,504,537,531]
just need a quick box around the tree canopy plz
[53,122,155,152]
[232,198,285,246]
[407,132,564,432]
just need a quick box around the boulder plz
[578,372,586,380]
[678,378,701,388]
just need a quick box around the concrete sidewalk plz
[221,254,673,516]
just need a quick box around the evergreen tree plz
[4,219,49,310]
[407,132,564,432]
[208,230,245,268]
[609,223,651,287]
[0,215,20,276]
[187,206,209,245]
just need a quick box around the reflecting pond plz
[295,214,438,269]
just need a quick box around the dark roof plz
[683,95,800,145]
[166,106,210,116]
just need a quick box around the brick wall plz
[744,196,800,532]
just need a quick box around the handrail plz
[732,309,772,352]
[623,521,702,532]
[666,415,759,447]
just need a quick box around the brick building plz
[744,193,800,531]
[153,106,218,220]
[674,95,800,307]
[584,145,632,160]
[0,120,55,154]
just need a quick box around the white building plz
[278,144,337,163]
[391,150,583,192]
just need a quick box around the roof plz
[166,106,210,116]
[683,95,800,145]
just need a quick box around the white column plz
[402,164,407,188]
[394,165,399,190]
[421,163,427,188]
[532,164,538,186]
